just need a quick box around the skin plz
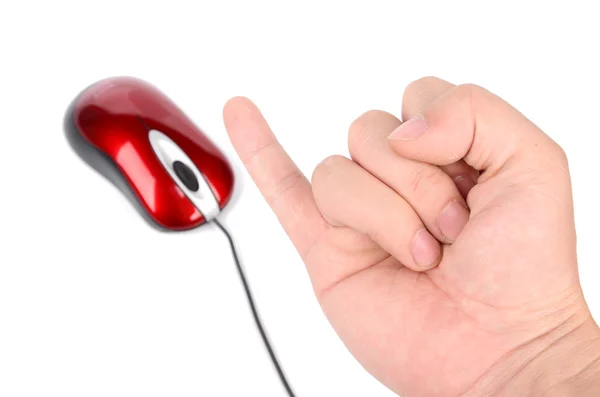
[222,76,600,396]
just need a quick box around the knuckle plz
[347,109,387,155]
[408,166,445,197]
[264,168,304,204]
[242,139,278,163]
[548,141,570,173]
[553,142,569,164]
[454,83,487,106]
[414,75,443,84]
[403,76,447,101]
[456,83,484,95]
[404,76,443,93]
[450,83,488,127]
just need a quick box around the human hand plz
[222,77,600,397]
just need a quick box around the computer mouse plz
[63,76,235,231]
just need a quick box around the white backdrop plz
[1,1,599,396]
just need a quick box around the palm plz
[310,163,581,396]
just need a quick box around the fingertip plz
[387,116,428,141]
[224,95,253,110]
[311,155,351,210]
[223,96,254,125]
[411,228,442,270]
[454,175,476,200]
[222,96,276,154]
[403,76,454,101]
[438,201,469,243]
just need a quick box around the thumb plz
[387,82,570,209]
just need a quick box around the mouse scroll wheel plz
[172,161,200,192]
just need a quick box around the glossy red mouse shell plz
[69,76,234,230]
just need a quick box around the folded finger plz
[311,155,441,271]
[348,110,469,243]
[402,76,478,199]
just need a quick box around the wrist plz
[465,310,600,397]
[525,317,600,396]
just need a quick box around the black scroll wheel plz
[172,161,199,192]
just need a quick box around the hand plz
[222,77,600,397]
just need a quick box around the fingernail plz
[438,201,470,243]
[454,176,476,198]
[412,228,441,268]
[388,116,428,140]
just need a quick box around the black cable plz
[212,218,297,397]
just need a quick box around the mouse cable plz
[212,218,297,397]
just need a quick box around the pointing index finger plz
[223,97,327,259]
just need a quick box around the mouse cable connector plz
[212,218,297,397]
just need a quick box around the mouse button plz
[77,112,147,159]
[139,117,198,146]
[113,141,160,210]
[163,124,234,207]
[175,137,233,206]
[172,160,199,192]
[77,104,107,124]
[141,119,219,177]
[155,122,225,173]
[148,129,221,222]
[75,104,114,139]
[203,158,235,207]
[115,145,203,230]
[151,183,205,230]
[141,116,217,154]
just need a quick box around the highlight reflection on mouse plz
[63,76,296,396]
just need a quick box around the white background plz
[1,1,599,396]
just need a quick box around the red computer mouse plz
[63,76,235,231]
